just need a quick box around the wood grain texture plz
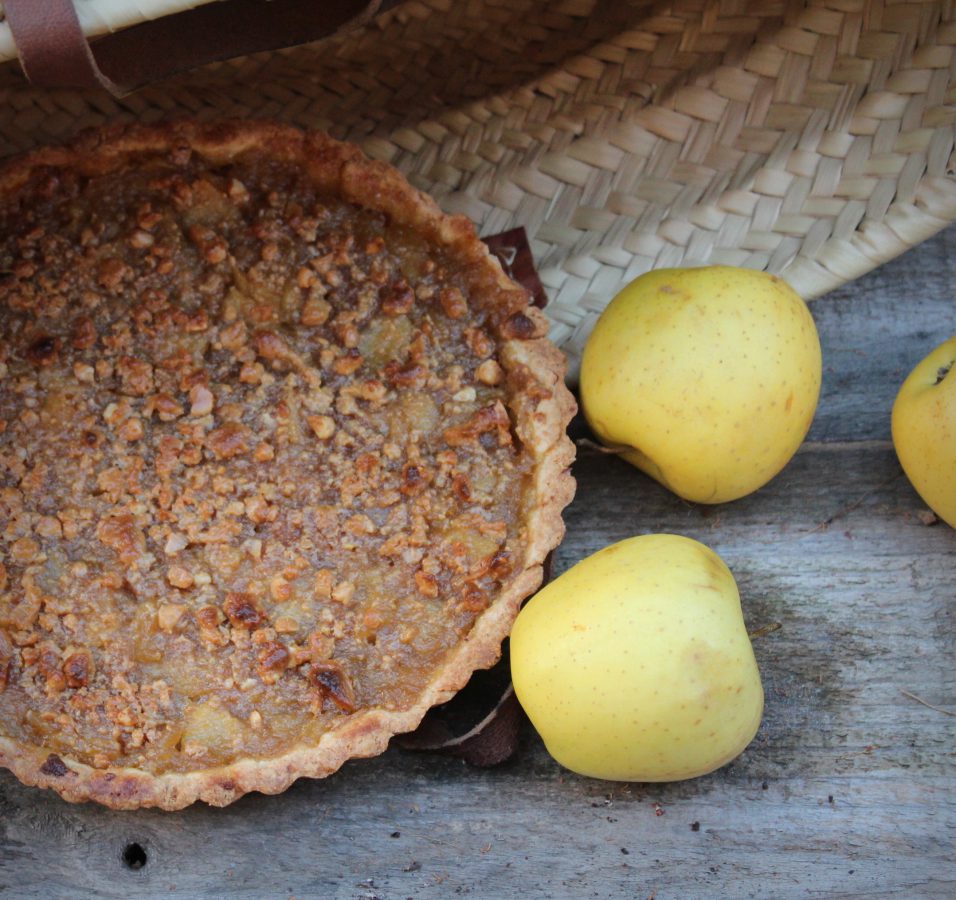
[2,226,956,899]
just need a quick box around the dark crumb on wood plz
[39,754,72,777]
[690,822,700,832]
[762,781,768,790]
[621,848,630,855]
[390,831,401,838]
[828,795,834,803]
[402,862,421,873]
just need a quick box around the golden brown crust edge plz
[0,120,577,809]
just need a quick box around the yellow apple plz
[510,534,763,782]
[580,266,822,503]
[891,335,956,528]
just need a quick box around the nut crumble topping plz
[0,145,542,775]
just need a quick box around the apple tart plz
[0,122,576,808]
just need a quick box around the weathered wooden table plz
[2,225,955,899]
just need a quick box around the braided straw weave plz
[1,0,954,377]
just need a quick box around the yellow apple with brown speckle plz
[892,335,956,528]
[510,534,763,782]
[580,266,822,503]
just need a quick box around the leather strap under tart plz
[5,0,399,97]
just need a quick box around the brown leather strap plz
[5,0,119,93]
[6,0,398,97]
[402,551,554,768]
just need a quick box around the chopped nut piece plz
[301,297,331,326]
[73,361,95,384]
[270,577,293,602]
[307,415,335,440]
[314,569,334,600]
[63,650,93,689]
[164,532,188,556]
[274,616,300,634]
[150,393,185,421]
[223,592,264,629]
[257,641,290,684]
[254,441,275,462]
[129,229,155,249]
[167,566,195,590]
[308,661,355,712]
[475,359,504,386]
[415,570,439,598]
[206,422,251,459]
[452,387,477,403]
[443,401,513,448]
[10,537,40,565]
[157,604,186,632]
[118,417,144,442]
[439,286,468,319]
[331,581,355,605]
[332,350,363,376]
[380,280,414,316]
[189,384,214,417]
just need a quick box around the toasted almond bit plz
[164,532,188,556]
[274,616,300,634]
[150,392,185,421]
[301,297,331,327]
[223,592,264,629]
[297,267,317,289]
[227,178,249,202]
[439,286,468,319]
[129,229,155,249]
[157,603,186,632]
[415,569,440,598]
[119,417,144,441]
[314,569,334,599]
[63,650,93,689]
[248,710,263,729]
[167,565,195,590]
[73,361,95,384]
[11,537,40,565]
[189,384,214,417]
[331,580,355,605]
[452,387,477,403]
[332,350,363,376]
[36,516,63,539]
[356,380,387,403]
[307,414,335,440]
[242,538,263,560]
[193,571,212,587]
[270,577,293,602]
[475,358,503,386]
[254,441,275,462]
[239,361,264,384]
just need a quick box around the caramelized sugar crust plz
[0,123,575,808]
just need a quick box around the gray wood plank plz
[3,227,956,899]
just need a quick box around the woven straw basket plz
[1,0,954,379]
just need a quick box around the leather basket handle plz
[5,0,397,97]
